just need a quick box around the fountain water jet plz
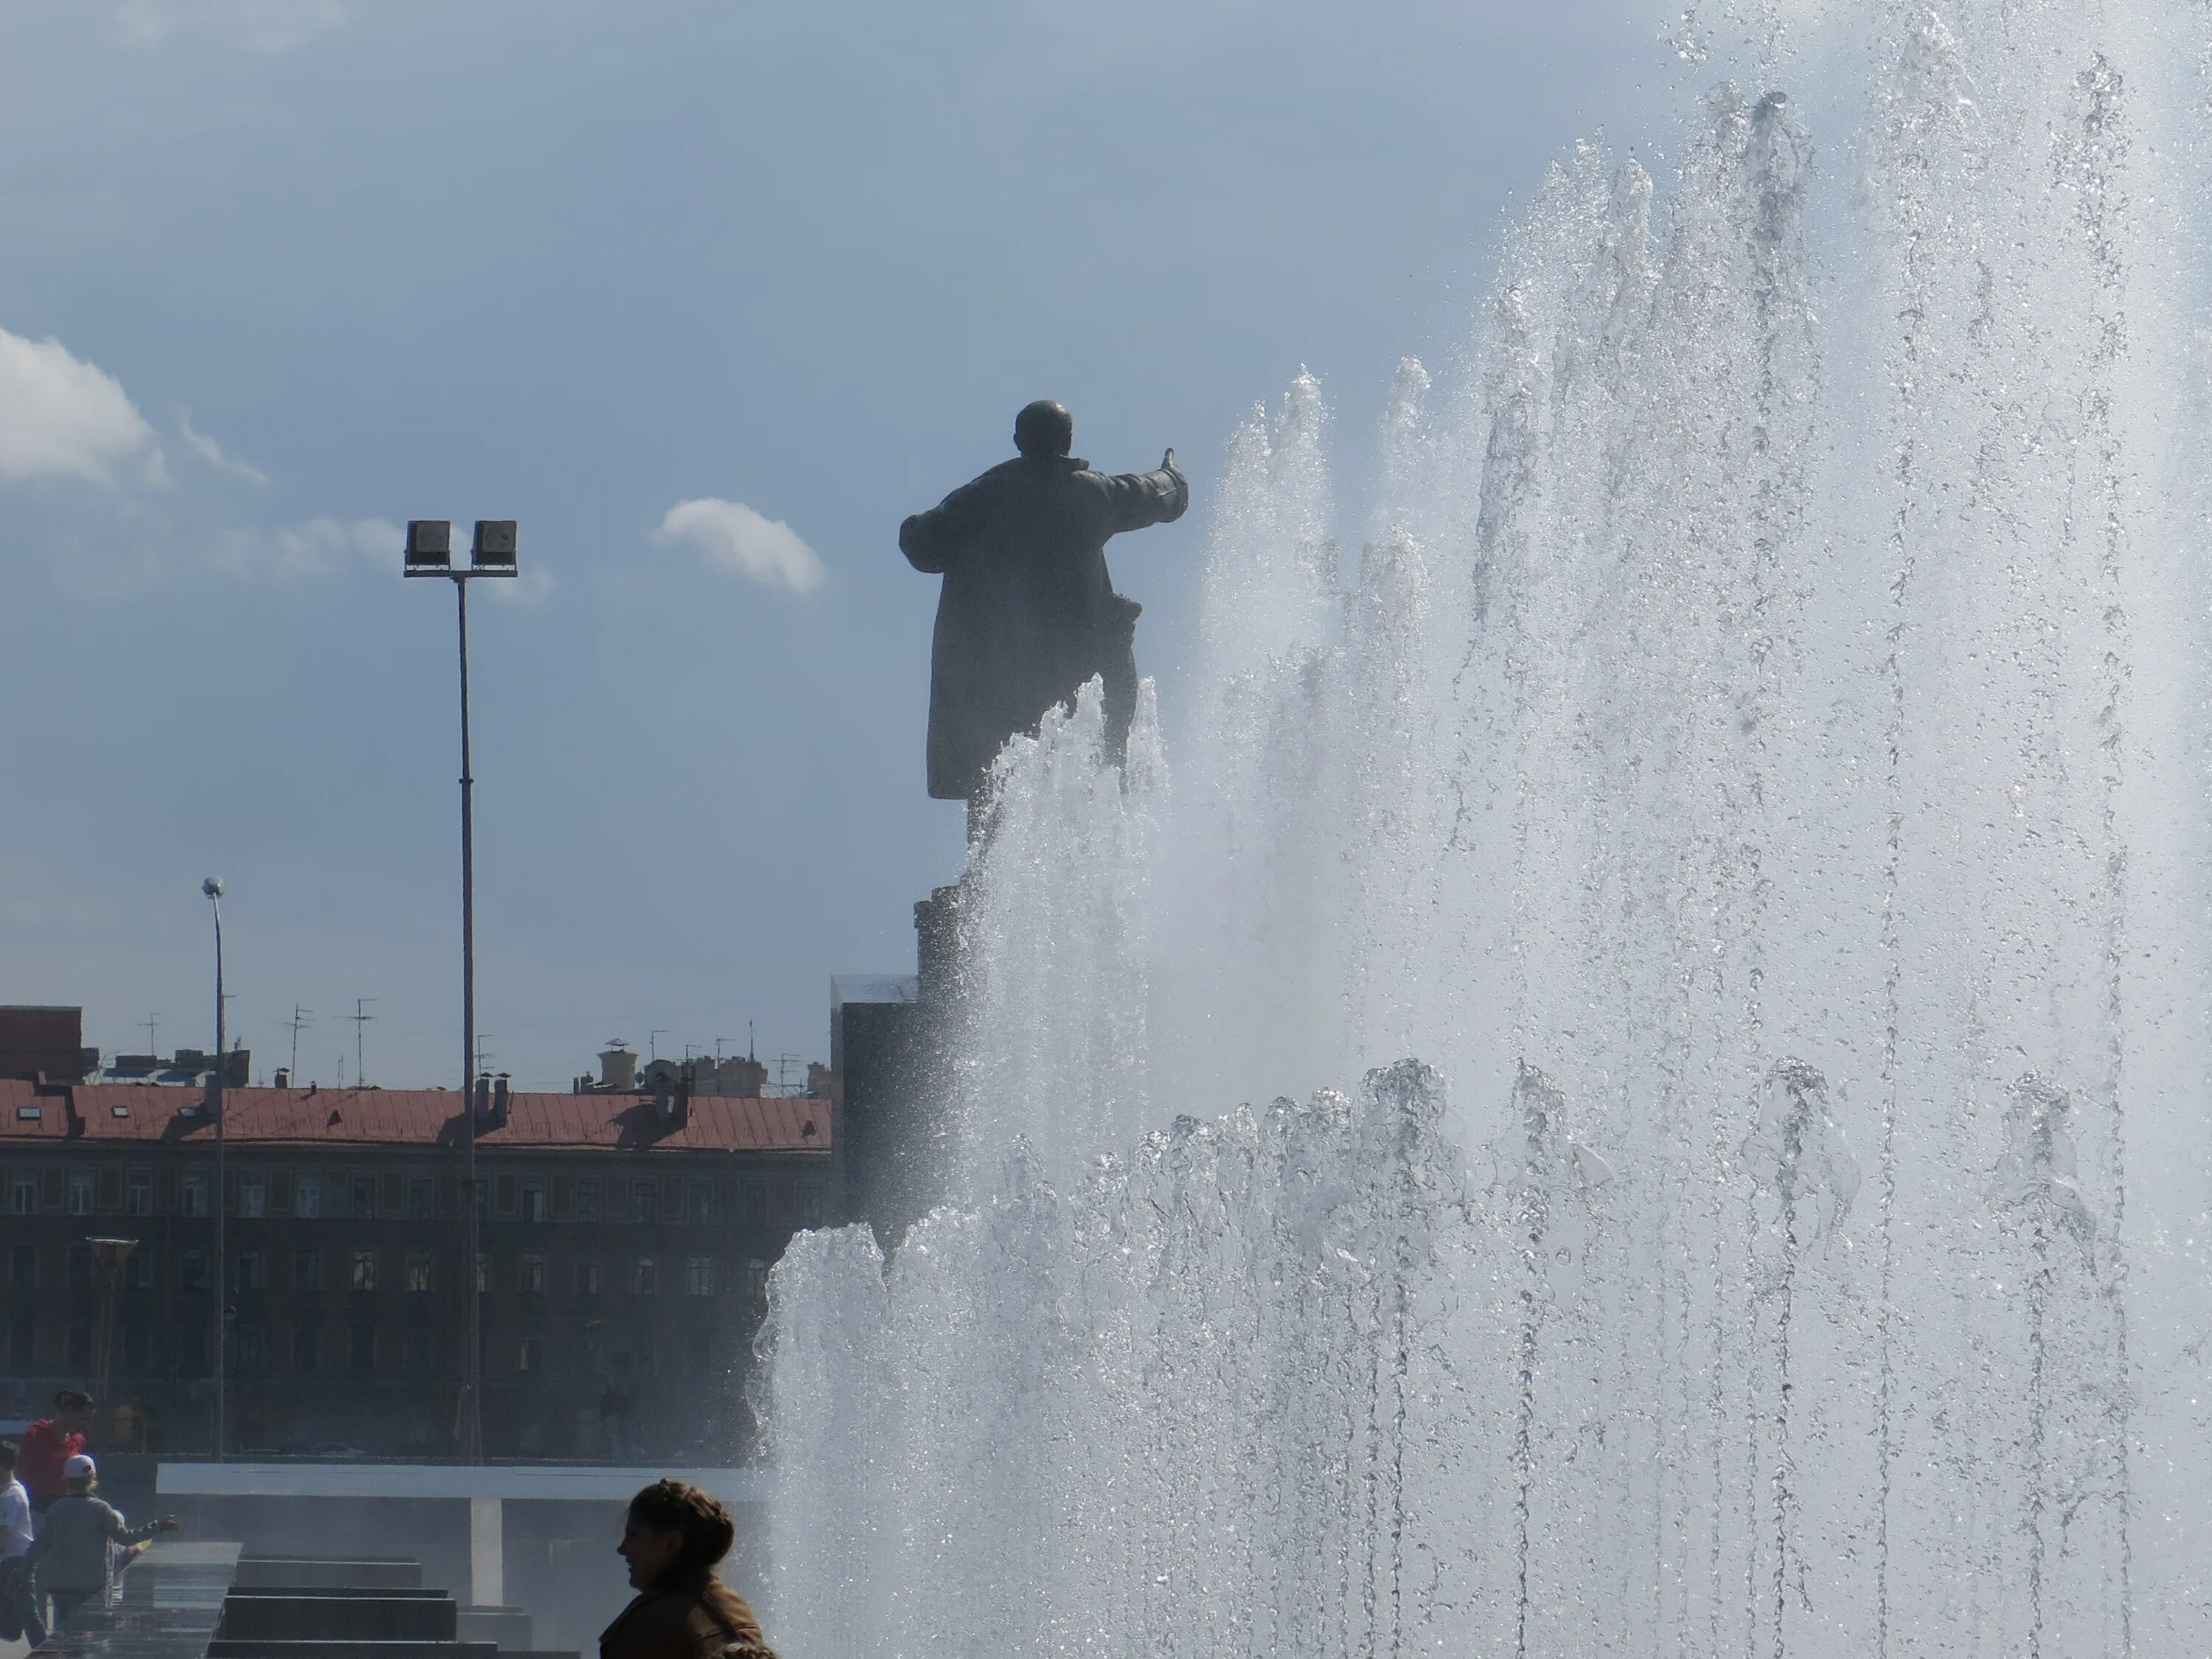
[757,4,2212,1653]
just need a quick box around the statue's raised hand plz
[1161,448,1178,473]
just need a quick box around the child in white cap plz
[20,1453,179,1630]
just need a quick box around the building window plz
[688,1181,712,1222]
[67,1321,91,1370]
[495,1173,517,1217]
[179,1324,208,1373]
[630,1257,657,1296]
[685,1257,712,1297]
[235,1251,265,1293]
[351,1176,375,1218]
[408,1177,434,1220]
[270,1172,293,1214]
[799,1184,824,1227]
[521,1179,547,1223]
[240,1178,266,1218]
[518,1335,543,1374]
[7,1312,33,1372]
[403,1331,433,1373]
[8,1245,34,1287]
[742,1259,771,1302]
[232,1325,266,1371]
[181,1250,207,1291]
[125,1172,151,1217]
[293,1249,321,1291]
[574,1257,601,1297]
[66,1245,90,1290]
[746,1183,769,1221]
[181,1174,208,1217]
[476,1253,490,1293]
[297,1177,322,1219]
[125,1249,154,1292]
[519,1254,545,1295]
[577,1180,601,1221]
[66,1172,92,1216]
[349,1323,376,1375]
[686,1329,713,1374]
[635,1181,658,1224]
[349,1250,377,1292]
[291,1324,319,1371]
[406,1253,434,1294]
[9,1176,33,1215]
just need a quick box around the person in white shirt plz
[0,1438,45,1649]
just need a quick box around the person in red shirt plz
[17,1390,91,1514]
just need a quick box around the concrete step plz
[227,1588,445,1600]
[235,1557,425,1590]
[218,1594,459,1642]
[456,1606,533,1651]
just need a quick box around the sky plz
[0,0,1733,1091]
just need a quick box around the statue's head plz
[1014,400,1074,459]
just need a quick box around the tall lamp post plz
[404,518,517,1465]
[201,876,226,1461]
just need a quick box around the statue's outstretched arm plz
[1101,452,1189,533]
[901,481,984,574]
[899,509,952,574]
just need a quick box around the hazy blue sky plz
[0,0,1726,1089]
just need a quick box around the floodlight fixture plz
[470,520,518,573]
[404,519,453,574]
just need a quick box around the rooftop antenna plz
[349,998,378,1087]
[650,1029,669,1064]
[716,1037,735,1064]
[748,1020,755,1061]
[143,1014,160,1057]
[288,1006,313,1082]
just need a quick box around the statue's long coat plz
[900,453,1187,801]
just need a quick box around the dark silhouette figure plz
[901,400,1186,808]
[602,1478,778,1659]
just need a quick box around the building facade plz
[0,1079,838,1461]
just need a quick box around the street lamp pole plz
[405,519,516,1467]
[201,876,226,1461]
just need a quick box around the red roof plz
[0,1081,830,1155]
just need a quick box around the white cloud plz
[653,498,827,594]
[484,566,560,608]
[207,515,400,580]
[176,408,270,486]
[116,0,347,52]
[0,327,159,485]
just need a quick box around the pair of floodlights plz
[403,518,519,577]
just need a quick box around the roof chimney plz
[473,1074,493,1127]
[493,1074,511,1127]
[599,1045,636,1093]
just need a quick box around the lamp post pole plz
[406,519,516,1466]
[454,572,482,1467]
[201,877,226,1461]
